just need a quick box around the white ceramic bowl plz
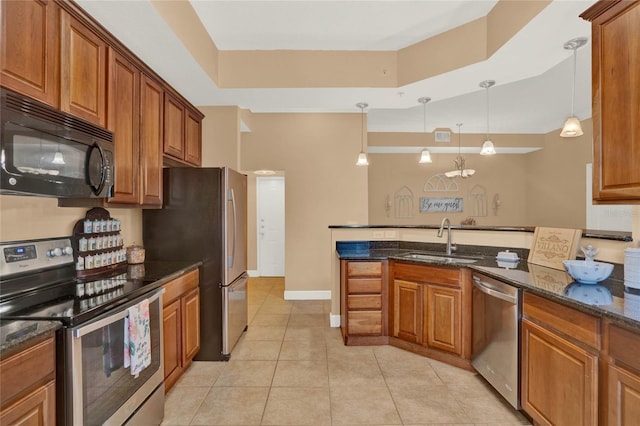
[563,260,614,284]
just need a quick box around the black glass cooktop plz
[0,265,160,327]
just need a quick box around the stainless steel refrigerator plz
[143,167,248,360]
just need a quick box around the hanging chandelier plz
[418,97,432,163]
[444,123,475,178]
[355,102,369,166]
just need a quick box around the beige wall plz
[200,106,242,169]
[0,195,142,245]
[240,113,368,293]
[525,120,593,228]
[367,123,592,229]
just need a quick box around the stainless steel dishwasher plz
[472,272,521,409]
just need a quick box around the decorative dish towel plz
[127,299,151,378]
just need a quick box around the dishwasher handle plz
[473,278,517,304]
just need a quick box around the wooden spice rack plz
[72,207,126,278]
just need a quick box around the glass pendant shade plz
[560,116,584,137]
[356,152,369,166]
[446,123,475,179]
[419,149,432,163]
[52,150,65,165]
[480,140,496,155]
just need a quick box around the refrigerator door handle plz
[228,188,237,269]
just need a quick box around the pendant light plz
[479,80,497,155]
[52,143,65,165]
[417,97,433,163]
[445,123,475,178]
[560,37,587,137]
[355,102,369,166]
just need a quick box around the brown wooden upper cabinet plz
[581,1,640,203]
[60,10,107,127]
[1,0,60,106]
[107,48,140,204]
[163,93,203,167]
[140,75,164,207]
[2,0,204,207]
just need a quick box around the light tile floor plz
[162,277,532,426]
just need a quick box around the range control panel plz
[0,237,74,277]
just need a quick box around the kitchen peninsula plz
[331,224,640,425]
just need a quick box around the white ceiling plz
[76,0,596,134]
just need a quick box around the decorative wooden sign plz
[419,197,463,213]
[527,227,582,270]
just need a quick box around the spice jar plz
[126,245,145,264]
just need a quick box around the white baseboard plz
[283,290,331,300]
[247,270,259,277]
[329,313,341,328]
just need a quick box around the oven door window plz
[80,298,161,425]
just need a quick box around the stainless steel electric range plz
[0,237,165,425]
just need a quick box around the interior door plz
[257,177,285,276]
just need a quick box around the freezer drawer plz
[223,273,248,358]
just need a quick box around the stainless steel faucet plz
[438,217,453,255]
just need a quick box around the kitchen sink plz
[399,252,480,264]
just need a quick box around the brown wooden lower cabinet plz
[389,262,471,367]
[521,293,600,426]
[607,364,640,426]
[162,268,200,392]
[521,318,598,426]
[425,285,461,355]
[393,279,422,344]
[0,335,56,426]
[340,260,388,345]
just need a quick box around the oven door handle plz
[72,288,163,338]
[473,278,517,304]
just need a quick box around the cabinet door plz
[0,381,55,426]
[607,364,640,426]
[425,285,461,355]
[521,318,598,426]
[1,0,59,106]
[586,1,640,202]
[60,11,107,126]
[393,280,422,344]
[163,298,182,392]
[163,93,185,160]
[107,48,140,204]
[182,287,200,365]
[140,75,163,206]
[184,108,202,166]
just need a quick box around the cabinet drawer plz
[347,294,382,310]
[523,292,600,349]
[348,262,382,277]
[348,311,382,335]
[608,324,640,372]
[348,278,381,294]
[163,268,199,304]
[0,337,55,406]
[394,262,460,286]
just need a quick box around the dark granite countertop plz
[329,225,633,242]
[336,241,640,332]
[0,261,200,358]
[0,320,60,360]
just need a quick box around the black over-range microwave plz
[0,88,114,198]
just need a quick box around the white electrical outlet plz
[372,231,384,238]
[384,231,396,238]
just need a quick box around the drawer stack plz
[340,260,387,345]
